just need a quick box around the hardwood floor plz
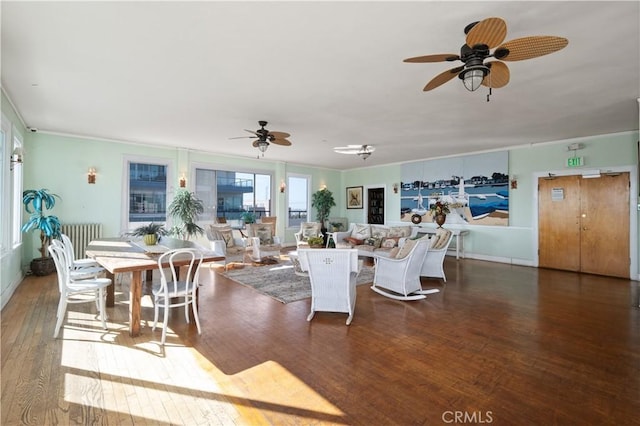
[2,256,639,425]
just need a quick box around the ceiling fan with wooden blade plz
[404,17,568,93]
[230,121,292,157]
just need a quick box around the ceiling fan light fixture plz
[257,140,269,154]
[461,65,489,91]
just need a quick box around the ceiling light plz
[257,140,269,156]
[333,144,375,160]
[460,65,489,92]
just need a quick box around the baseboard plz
[1,271,25,311]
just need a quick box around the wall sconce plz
[279,180,286,193]
[179,174,187,188]
[393,183,399,194]
[9,147,24,171]
[87,167,97,184]
[319,184,327,190]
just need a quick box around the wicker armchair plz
[297,248,361,325]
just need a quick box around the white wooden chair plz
[152,248,204,345]
[420,229,453,282]
[48,244,112,338]
[298,248,361,325]
[371,238,435,301]
[52,237,105,281]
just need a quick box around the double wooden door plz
[538,172,630,278]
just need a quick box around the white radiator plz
[61,223,103,257]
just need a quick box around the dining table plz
[85,237,224,337]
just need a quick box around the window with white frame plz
[124,159,170,232]
[287,174,310,228]
[194,167,273,224]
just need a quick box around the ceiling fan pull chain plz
[487,87,492,102]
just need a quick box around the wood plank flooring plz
[2,256,639,425]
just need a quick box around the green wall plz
[340,132,639,273]
[5,81,639,281]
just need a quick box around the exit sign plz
[567,156,584,168]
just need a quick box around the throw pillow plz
[432,229,452,250]
[389,247,401,258]
[381,237,398,249]
[219,229,235,248]
[255,226,274,245]
[301,223,319,241]
[395,238,418,259]
[388,226,413,238]
[351,224,371,240]
[344,237,363,246]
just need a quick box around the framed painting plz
[346,186,363,209]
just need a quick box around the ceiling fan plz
[333,144,375,160]
[230,121,292,157]
[403,17,568,95]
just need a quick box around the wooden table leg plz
[129,270,143,337]
[106,271,115,307]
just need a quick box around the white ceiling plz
[2,1,639,170]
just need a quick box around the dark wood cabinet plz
[367,188,385,224]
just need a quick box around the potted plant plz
[167,190,204,240]
[311,188,336,229]
[306,235,325,248]
[21,189,62,276]
[130,222,167,245]
[240,211,256,225]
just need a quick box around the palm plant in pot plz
[167,190,204,240]
[130,223,167,245]
[21,189,62,276]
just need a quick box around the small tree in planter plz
[21,189,62,276]
[311,188,336,228]
[167,190,204,240]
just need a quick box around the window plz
[11,127,23,246]
[194,167,272,223]
[124,159,169,231]
[287,174,310,228]
[0,116,23,251]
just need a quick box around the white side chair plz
[52,238,105,281]
[61,233,102,270]
[420,229,454,282]
[48,244,112,338]
[298,248,361,325]
[152,248,204,345]
[371,238,434,301]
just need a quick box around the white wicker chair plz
[294,222,322,247]
[371,238,435,301]
[297,248,361,325]
[245,223,282,262]
[420,230,454,282]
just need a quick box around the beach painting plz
[400,151,509,226]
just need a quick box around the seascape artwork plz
[400,151,509,226]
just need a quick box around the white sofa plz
[329,223,419,258]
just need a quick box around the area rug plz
[220,262,375,304]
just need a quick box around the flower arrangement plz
[430,200,451,215]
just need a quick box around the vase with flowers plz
[430,199,450,228]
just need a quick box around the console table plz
[417,228,470,259]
